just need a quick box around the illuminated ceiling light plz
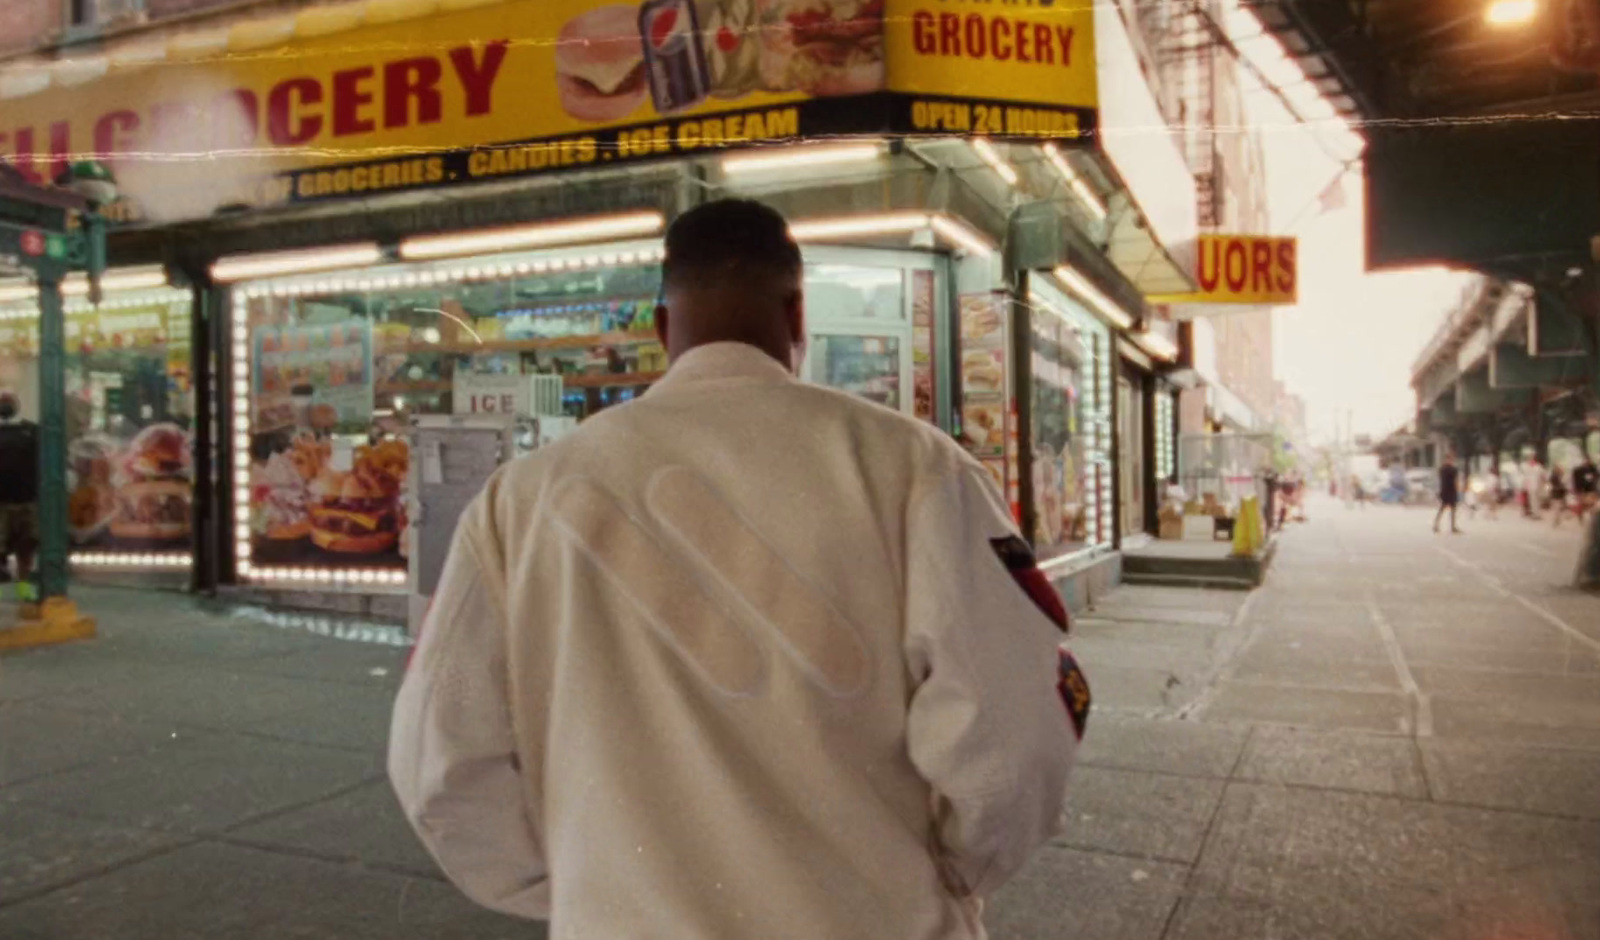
[399,211,666,260]
[1041,143,1108,222]
[1053,266,1136,330]
[211,243,382,282]
[721,142,884,175]
[61,265,169,296]
[1485,0,1537,26]
[929,216,995,257]
[971,138,1019,186]
[789,212,930,242]
[1136,331,1179,362]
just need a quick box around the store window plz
[229,239,941,586]
[234,243,667,583]
[0,283,194,572]
[1027,280,1112,557]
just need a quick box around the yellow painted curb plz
[0,599,97,653]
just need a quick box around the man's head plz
[1444,453,1456,466]
[0,390,17,421]
[656,199,805,370]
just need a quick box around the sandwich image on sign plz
[557,5,652,121]
[757,0,885,95]
[111,424,193,542]
[698,0,761,97]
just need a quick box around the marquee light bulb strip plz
[71,553,193,568]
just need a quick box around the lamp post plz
[0,162,113,637]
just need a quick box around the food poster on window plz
[958,292,1007,459]
[252,319,375,433]
[248,318,407,570]
[1029,314,1091,552]
[911,269,936,424]
[61,300,197,555]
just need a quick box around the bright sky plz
[1244,68,1476,445]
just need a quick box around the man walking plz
[1573,453,1598,523]
[390,200,1087,938]
[1434,453,1462,534]
[0,390,40,600]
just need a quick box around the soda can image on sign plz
[639,0,711,114]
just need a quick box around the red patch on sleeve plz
[991,536,1070,633]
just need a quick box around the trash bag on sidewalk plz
[1577,510,1600,592]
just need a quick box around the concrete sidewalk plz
[4,500,1600,938]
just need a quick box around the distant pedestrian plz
[0,390,40,600]
[1522,457,1546,519]
[1551,467,1575,528]
[1486,467,1504,521]
[389,200,1087,936]
[1434,453,1462,534]
[1574,454,1599,522]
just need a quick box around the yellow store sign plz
[0,0,1098,224]
[1152,234,1299,306]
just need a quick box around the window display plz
[1,286,195,568]
[231,240,945,587]
[1028,280,1112,556]
[235,246,668,582]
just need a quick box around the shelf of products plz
[376,331,660,357]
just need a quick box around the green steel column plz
[35,275,68,599]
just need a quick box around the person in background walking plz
[1574,454,1599,523]
[388,200,1087,938]
[1522,456,1546,519]
[1486,467,1504,521]
[0,390,40,600]
[1434,453,1462,535]
[1551,466,1574,528]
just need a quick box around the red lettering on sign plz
[333,67,377,136]
[1057,26,1075,65]
[1251,240,1272,293]
[939,12,961,55]
[94,111,139,164]
[12,127,39,184]
[449,42,507,117]
[1198,239,1220,292]
[48,121,71,182]
[964,13,988,58]
[385,58,444,128]
[268,78,324,145]
[1034,24,1054,64]
[1277,241,1297,294]
[1224,240,1247,292]
[1016,17,1033,62]
[991,17,1013,60]
[912,10,935,53]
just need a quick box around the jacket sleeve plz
[388,512,551,919]
[903,459,1087,900]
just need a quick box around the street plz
[1,499,1597,939]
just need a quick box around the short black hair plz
[662,199,802,292]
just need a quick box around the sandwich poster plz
[68,424,195,552]
[0,0,1097,224]
[251,320,374,434]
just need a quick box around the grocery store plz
[0,0,1199,612]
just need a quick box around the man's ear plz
[654,304,670,349]
[785,288,805,344]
